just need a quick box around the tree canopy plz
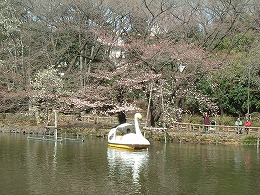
[0,0,259,126]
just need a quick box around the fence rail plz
[169,122,260,135]
[60,114,260,135]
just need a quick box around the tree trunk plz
[117,111,126,124]
[150,107,161,127]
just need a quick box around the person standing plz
[235,118,243,134]
[244,120,252,134]
[203,112,210,133]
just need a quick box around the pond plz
[0,133,259,195]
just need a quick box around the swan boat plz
[107,113,150,150]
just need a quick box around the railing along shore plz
[168,122,260,135]
[2,114,258,136]
[62,115,260,136]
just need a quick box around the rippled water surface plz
[0,133,260,195]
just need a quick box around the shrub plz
[242,136,258,145]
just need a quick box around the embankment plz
[0,123,259,146]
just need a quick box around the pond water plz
[0,133,259,195]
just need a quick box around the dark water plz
[0,133,259,195]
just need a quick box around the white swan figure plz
[134,113,143,136]
[107,113,150,150]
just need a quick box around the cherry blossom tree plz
[0,0,258,126]
[30,66,64,123]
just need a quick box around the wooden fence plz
[59,114,260,135]
[61,114,119,126]
[169,122,260,136]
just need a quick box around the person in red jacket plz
[244,120,252,134]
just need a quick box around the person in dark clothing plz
[203,112,210,133]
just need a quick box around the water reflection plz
[2,135,260,194]
[107,147,149,188]
[52,141,58,175]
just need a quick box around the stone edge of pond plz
[0,125,259,146]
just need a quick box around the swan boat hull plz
[108,122,150,150]
[108,142,150,150]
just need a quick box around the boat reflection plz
[107,147,149,185]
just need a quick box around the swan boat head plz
[135,113,142,120]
